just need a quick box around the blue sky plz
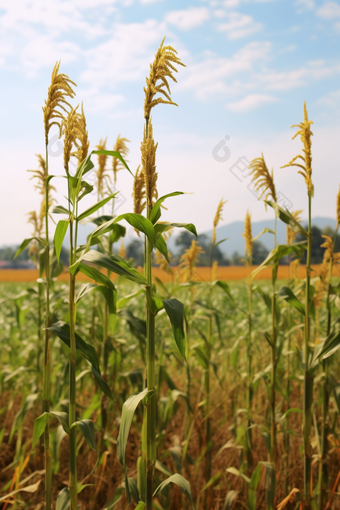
[1,0,340,245]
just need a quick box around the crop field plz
[1,38,340,510]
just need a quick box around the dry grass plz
[2,264,340,283]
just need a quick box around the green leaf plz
[215,280,233,299]
[71,419,96,450]
[226,466,250,484]
[117,388,155,503]
[115,213,156,247]
[49,321,100,372]
[54,220,69,263]
[117,289,144,310]
[92,366,113,400]
[248,462,262,510]
[56,488,70,510]
[96,285,117,333]
[33,411,70,449]
[76,283,98,303]
[251,242,307,280]
[251,228,275,242]
[74,153,94,179]
[150,192,184,224]
[200,472,222,493]
[14,237,46,259]
[155,234,169,262]
[163,299,186,361]
[265,201,308,237]
[155,222,197,239]
[76,263,116,292]
[279,286,305,315]
[77,193,118,221]
[153,473,196,510]
[92,149,132,176]
[315,330,340,360]
[71,250,147,286]
[51,205,70,216]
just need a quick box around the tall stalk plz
[41,62,76,508]
[144,118,157,510]
[282,102,314,508]
[271,212,277,466]
[304,192,312,508]
[43,146,52,510]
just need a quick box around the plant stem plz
[246,262,253,470]
[304,191,313,509]
[270,212,277,466]
[68,199,78,509]
[145,118,156,510]
[43,145,52,510]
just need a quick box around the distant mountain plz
[167,216,336,257]
[2,217,336,258]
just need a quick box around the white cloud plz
[179,41,271,100]
[165,7,210,30]
[295,0,315,10]
[317,88,340,108]
[218,12,262,39]
[317,1,340,19]
[226,93,277,112]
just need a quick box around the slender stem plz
[69,194,78,510]
[42,144,52,510]
[304,191,313,509]
[246,256,253,470]
[145,118,156,510]
[270,212,277,466]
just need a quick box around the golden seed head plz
[315,235,333,308]
[289,258,300,280]
[336,185,340,231]
[242,210,253,260]
[212,198,227,245]
[133,165,146,220]
[95,137,110,199]
[119,238,126,259]
[61,106,84,171]
[43,61,76,146]
[212,260,218,282]
[286,209,303,244]
[179,240,204,283]
[113,135,130,186]
[28,154,56,200]
[75,103,90,165]
[249,153,276,209]
[281,101,313,194]
[141,119,158,208]
[155,248,171,273]
[144,36,185,120]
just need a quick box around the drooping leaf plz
[14,237,46,259]
[279,286,305,315]
[70,250,147,286]
[115,213,156,247]
[163,299,186,361]
[0,481,41,503]
[33,411,70,448]
[153,473,196,510]
[150,192,184,224]
[155,222,197,239]
[265,201,308,237]
[76,263,116,292]
[71,419,96,450]
[117,289,144,309]
[49,321,100,372]
[51,205,70,216]
[251,242,307,280]
[92,366,113,400]
[92,149,132,176]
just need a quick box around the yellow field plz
[1,264,339,283]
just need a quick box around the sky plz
[1,0,340,246]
